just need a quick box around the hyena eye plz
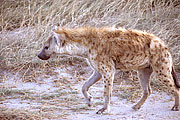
[61,41,65,47]
[44,46,49,49]
[54,36,58,44]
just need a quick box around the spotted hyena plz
[38,26,180,114]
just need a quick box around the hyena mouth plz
[38,54,50,60]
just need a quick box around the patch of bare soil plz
[0,62,180,120]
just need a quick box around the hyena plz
[38,26,180,114]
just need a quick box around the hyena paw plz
[171,105,179,111]
[96,108,106,114]
[132,104,141,110]
[86,96,93,107]
[96,106,109,114]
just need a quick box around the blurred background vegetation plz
[0,0,179,74]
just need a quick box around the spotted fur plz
[38,26,180,114]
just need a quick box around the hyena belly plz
[114,51,150,71]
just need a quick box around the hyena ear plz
[53,26,64,34]
[52,26,67,38]
[53,34,61,46]
[53,35,59,45]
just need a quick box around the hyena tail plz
[172,66,180,88]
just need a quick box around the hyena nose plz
[37,53,50,60]
[37,54,41,59]
[38,53,44,60]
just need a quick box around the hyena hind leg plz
[132,66,153,110]
[171,67,180,111]
[156,72,180,111]
[171,89,180,111]
[82,70,102,107]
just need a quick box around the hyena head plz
[38,31,66,60]
[38,27,88,60]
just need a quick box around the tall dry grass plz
[0,0,180,76]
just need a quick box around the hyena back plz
[38,27,180,114]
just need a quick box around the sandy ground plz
[0,63,180,120]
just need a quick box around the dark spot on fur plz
[164,47,169,50]
[161,67,164,70]
[163,74,167,77]
[159,73,163,76]
[161,58,165,62]
[130,56,134,60]
[165,53,169,57]
[150,55,153,60]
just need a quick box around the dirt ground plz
[0,61,180,120]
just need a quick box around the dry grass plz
[0,107,41,120]
[0,0,180,71]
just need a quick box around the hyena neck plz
[61,27,100,47]
[60,41,89,58]
[57,27,123,58]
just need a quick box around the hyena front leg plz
[96,61,115,114]
[132,66,153,110]
[82,70,102,107]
